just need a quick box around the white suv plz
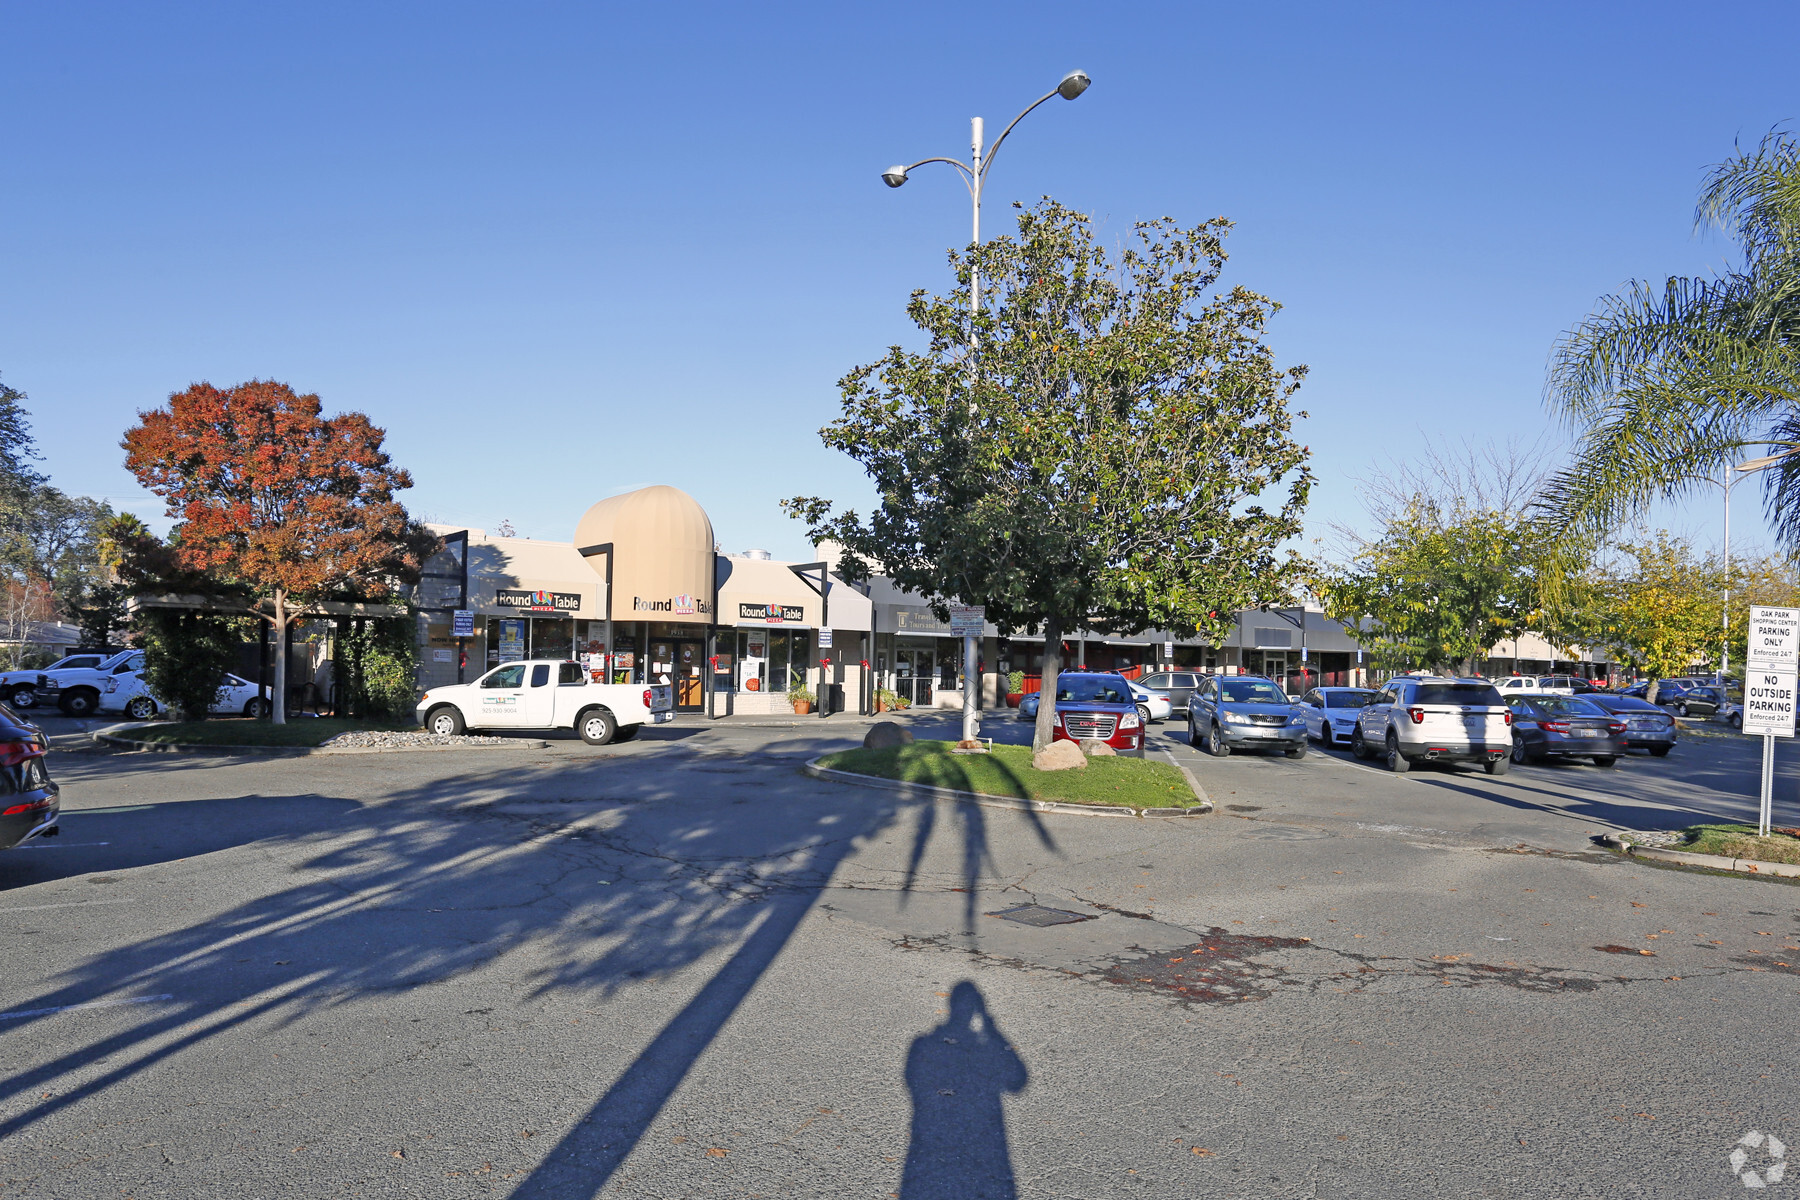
[1351,677,1512,774]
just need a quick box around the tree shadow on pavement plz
[0,740,1045,1198]
[898,981,1027,1200]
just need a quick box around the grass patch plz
[1682,824,1800,865]
[816,740,1197,808]
[121,717,413,748]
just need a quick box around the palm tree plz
[1545,131,1800,546]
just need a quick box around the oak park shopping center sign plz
[1744,606,1799,739]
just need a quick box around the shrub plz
[136,609,247,720]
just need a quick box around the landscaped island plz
[816,741,1200,809]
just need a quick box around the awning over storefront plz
[716,557,871,632]
[422,525,604,618]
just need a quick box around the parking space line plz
[0,994,174,1021]
[0,898,138,914]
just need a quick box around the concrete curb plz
[802,756,1212,819]
[91,724,550,756]
[1597,832,1800,878]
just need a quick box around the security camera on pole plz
[1744,606,1799,837]
[881,69,1091,745]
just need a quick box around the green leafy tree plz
[135,608,250,721]
[787,201,1313,749]
[1545,132,1800,546]
[1587,534,1724,694]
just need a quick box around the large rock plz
[863,721,915,750]
[1078,738,1117,757]
[1032,739,1088,772]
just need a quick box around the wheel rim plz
[69,695,93,714]
[1209,724,1220,752]
[431,715,453,735]
[1512,740,1526,763]
[1138,705,1151,722]
[128,699,154,719]
[10,690,31,707]
[585,717,608,740]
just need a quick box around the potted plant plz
[788,678,814,715]
[1005,670,1026,707]
[875,687,908,713]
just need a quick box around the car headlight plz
[1286,712,1304,724]
[1221,710,1251,725]
[1120,712,1141,730]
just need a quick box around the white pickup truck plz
[416,659,674,745]
[36,650,147,716]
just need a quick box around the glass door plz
[674,639,705,710]
[897,645,935,707]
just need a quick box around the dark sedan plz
[1505,694,1628,768]
[1586,694,1678,756]
[1669,685,1736,719]
[0,702,59,850]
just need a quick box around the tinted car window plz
[1534,697,1607,716]
[1057,677,1130,704]
[1140,674,1169,689]
[1301,690,1321,706]
[1327,690,1376,708]
[1221,680,1289,704]
[530,664,551,687]
[483,665,526,689]
[1174,674,1199,688]
[1414,684,1504,706]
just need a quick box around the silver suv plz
[1350,677,1512,774]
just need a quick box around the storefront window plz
[531,617,574,662]
[769,630,814,690]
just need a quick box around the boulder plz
[1078,738,1117,757]
[1031,739,1088,772]
[863,721,915,751]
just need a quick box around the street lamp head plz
[1057,69,1091,100]
[881,165,909,188]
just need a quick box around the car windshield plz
[1326,690,1376,709]
[1221,680,1288,704]
[1057,677,1131,704]
[1414,683,1504,706]
[1533,697,1607,716]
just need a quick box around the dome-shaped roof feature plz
[574,486,716,624]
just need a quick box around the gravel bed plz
[319,730,520,749]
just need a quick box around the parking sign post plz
[1744,607,1800,836]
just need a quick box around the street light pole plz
[881,69,1090,745]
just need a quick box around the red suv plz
[1047,672,1146,756]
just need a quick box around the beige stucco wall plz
[573,485,715,626]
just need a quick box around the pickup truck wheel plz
[125,696,159,721]
[425,706,465,737]
[8,687,35,709]
[578,708,617,746]
[60,689,98,717]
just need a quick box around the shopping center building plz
[411,484,1617,716]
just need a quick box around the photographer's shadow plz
[901,981,1027,1200]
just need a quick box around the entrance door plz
[674,639,705,710]
[897,646,935,707]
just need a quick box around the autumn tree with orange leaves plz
[122,381,434,724]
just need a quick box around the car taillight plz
[1542,720,1570,734]
[0,741,43,767]
[1408,707,1425,724]
[643,689,653,708]
[1608,721,1626,734]
[1,797,51,817]
[1503,712,1513,725]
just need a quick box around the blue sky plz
[3,1,1795,562]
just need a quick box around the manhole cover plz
[986,904,1095,928]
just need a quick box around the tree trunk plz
[1646,676,1660,705]
[1032,613,1063,753]
[271,589,288,726]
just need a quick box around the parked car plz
[34,649,146,716]
[1135,670,1201,714]
[99,670,271,720]
[1351,677,1512,774]
[1503,694,1628,767]
[1668,685,1736,719]
[0,700,58,850]
[1016,672,1147,755]
[1128,681,1173,724]
[1188,674,1307,759]
[417,659,674,746]
[1296,686,1377,747]
[1585,694,1678,755]
[1494,674,1585,696]
[0,653,111,709]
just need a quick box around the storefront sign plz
[452,609,475,638]
[740,602,805,624]
[633,594,713,615]
[819,628,834,649]
[497,589,582,613]
[893,606,952,635]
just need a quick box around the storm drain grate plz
[985,904,1096,928]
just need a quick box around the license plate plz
[651,712,673,724]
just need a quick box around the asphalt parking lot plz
[3,713,1800,1197]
